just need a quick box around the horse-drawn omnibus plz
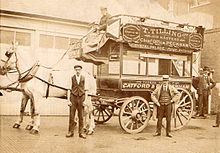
[69,14,204,134]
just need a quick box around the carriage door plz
[0,27,34,115]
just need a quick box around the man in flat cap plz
[99,6,112,31]
[66,64,87,139]
[151,75,180,137]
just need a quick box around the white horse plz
[0,42,95,134]
[0,44,94,134]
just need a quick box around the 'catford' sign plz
[122,24,203,54]
[121,80,191,90]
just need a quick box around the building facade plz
[0,9,91,115]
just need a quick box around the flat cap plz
[74,65,82,69]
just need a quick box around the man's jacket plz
[151,84,180,105]
[197,74,216,95]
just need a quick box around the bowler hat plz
[203,66,210,72]
[74,65,82,69]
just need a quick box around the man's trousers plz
[198,90,208,116]
[156,103,172,134]
[68,94,85,134]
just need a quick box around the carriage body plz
[71,15,204,133]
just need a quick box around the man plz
[98,7,111,31]
[66,65,87,139]
[213,83,220,128]
[196,66,216,118]
[151,75,180,138]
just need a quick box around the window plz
[171,55,191,77]
[108,43,120,74]
[55,36,69,49]
[190,0,210,7]
[16,32,31,46]
[123,50,147,75]
[0,30,31,46]
[39,34,53,48]
[159,59,170,75]
[148,58,158,75]
[0,30,14,44]
[146,54,191,77]
[39,34,79,50]
[109,61,120,74]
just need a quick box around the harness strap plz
[33,75,68,91]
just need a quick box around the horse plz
[0,42,95,134]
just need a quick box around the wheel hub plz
[131,110,141,120]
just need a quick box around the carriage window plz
[108,43,120,74]
[148,58,171,75]
[148,58,158,75]
[109,61,120,74]
[123,51,146,75]
[16,32,31,46]
[39,34,54,48]
[159,59,171,75]
[0,30,14,44]
[171,55,191,77]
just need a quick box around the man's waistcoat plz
[71,75,85,96]
[159,87,172,105]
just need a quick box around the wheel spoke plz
[181,108,192,114]
[178,95,188,105]
[131,101,134,110]
[125,120,132,128]
[177,110,189,120]
[135,122,139,129]
[101,111,105,121]
[139,119,144,125]
[179,112,188,120]
[123,111,132,115]
[103,109,111,117]
[136,100,140,109]
[130,122,134,130]
[126,105,133,112]
[94,109,99,116]
[180,101,191,107]
[176,111,183,125]
[139,108,148,113]
[97,111,101,121]
[139,103,145,110]
[106,107,113,115]
[122,116,131,122]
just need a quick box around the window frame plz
[0,27,32,46]
[190,0,210,8]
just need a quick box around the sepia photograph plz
[0,0,220,153]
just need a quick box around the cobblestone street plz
[0,115,220,153]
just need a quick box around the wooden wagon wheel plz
[119,96,151,134]
[170,88,194,131]
[92,101,114,124]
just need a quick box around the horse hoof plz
[13,123,20,128]
[30,129,39,135]
[25,125,33,130]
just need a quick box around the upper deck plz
[68,15,205,93]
